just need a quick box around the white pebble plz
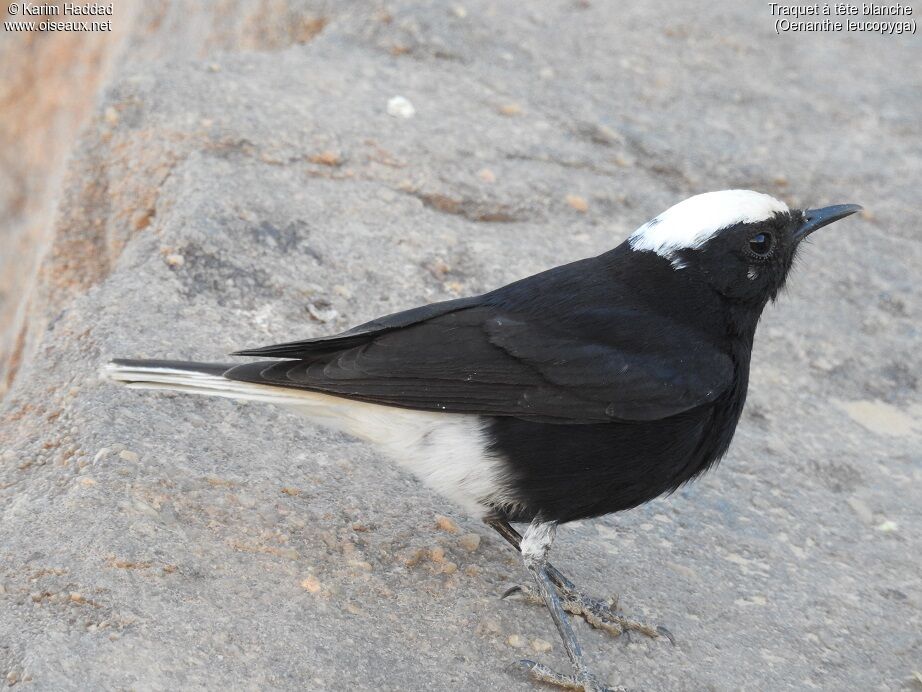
[307,303,338,323]
[387,96,416,119]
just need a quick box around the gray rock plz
[1,2,920,691]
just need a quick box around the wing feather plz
[226,304,733,423]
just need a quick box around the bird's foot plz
[502,583,673,643]
[513,659,626,692]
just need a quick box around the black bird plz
[107,190,861,691]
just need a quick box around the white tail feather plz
[104,363,311,405]
[104,362,314,406]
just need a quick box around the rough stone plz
[1,3,920,691]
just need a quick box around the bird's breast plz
[483,381,747,524]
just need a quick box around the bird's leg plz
[485,515,671,642]
[513,519,618,692]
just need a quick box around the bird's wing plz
[226,303,734,423]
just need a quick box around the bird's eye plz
[748,232,774,258]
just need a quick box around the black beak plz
[794,204,863,241]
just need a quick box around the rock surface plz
[1,2,920,690]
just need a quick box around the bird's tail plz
[104,359,312,406]
[104,357,451,447]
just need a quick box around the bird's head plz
[629,190,861,306]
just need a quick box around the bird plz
[106,189,861,691]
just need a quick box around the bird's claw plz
[503,582,671,642]
[501,583,544,604]
[501,584,527,600]
[655,625,676,646]
[513,659,627,692]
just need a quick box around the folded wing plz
[226,300,733,424]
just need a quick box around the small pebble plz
[585,123,622,145]
[441,561,458,575]
[876,520,898,532]
[104,106,119,125]
[69,593,85,603]
[459,533,481,552]
[78,477,97,487]
[507,634,525,648]
[427,259,451,280]
[531,638,553,653]
[566,194,589,213]
[281,487,301,496]
[165,253,185,267]
[301,576,321,593]
[307,303,338,323]
[310,150,341,166]
[430,546,446,563]
[387,96,416,118]
[118,450,139,463]
[477,168,496,183]
[498,103,522,116]
[435,515,460,533]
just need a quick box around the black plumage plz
[226,234,754,523]
[108,192,862,691]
